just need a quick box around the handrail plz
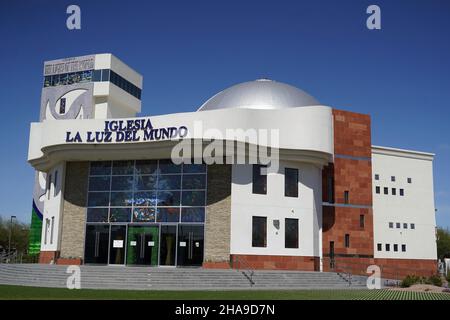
[0,251,23,264]
[232,256,255,286]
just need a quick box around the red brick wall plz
[322,109,374,262]
[231,254,320,271]
[39,251,58,264]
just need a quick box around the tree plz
[0,216,30,253]
[437,227,450,259]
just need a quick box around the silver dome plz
[197,79,320,111]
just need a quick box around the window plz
[50,217,55,245]
[391,176,396,182]
[359,215,365,228]
[410,223,415,229]
[93,69,102,81]
[385,244,390,251]
[101,69,110,82]
[47,174,52,200]
[44,219,50,245]
[59,98,66,114]
[284,168,299,197]
[392,188,396,196]
[402,244,406,252]
[344,234,350,248]
[54,170,58,197]
[399,189,404,196]
[389,222,393,228]
[344,191,349,204]
[407,178,412,184]
[384,187,388,195]
[375,174,379,180]
[403,223,408,229]
[377,243,382,251]
[252,164,267,195]
[393,244,398,252]
[252,216,267,247]
[396,222,401,229]
[285,218,299,248]
[375,186,380,194]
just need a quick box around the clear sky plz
[0,0,449,228]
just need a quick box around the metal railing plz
[0,251,23,264]
[231,256,255,286]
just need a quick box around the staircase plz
[0,264,368,290]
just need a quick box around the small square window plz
[385,244,390,251]
[377,243,382,251]
[410,223,415,229]
[375,174,379,180]
[396,222,400,229]
[392,188,396,195]
[403,223,408,229]
[407,178,412,184]
[375,186,380,194]
[399,189,404,196]
[393,244,398,252]
[402,244,406,252]
[389,222,393,228]
[384,187,389,195]
[391,176,395,182]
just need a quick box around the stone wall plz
[59,162,89,262]
[203,164,232,268]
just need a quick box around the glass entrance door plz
[127,226,159,266]
[177,225,204,267]
[109,225,127,265]
[159,225,177,266]
[84,224,109,264]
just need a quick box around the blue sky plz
[0,0,449,227]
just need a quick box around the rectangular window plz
[59,98,66,114]
[375,174,379,180]
[44,219,49,245]
[402,244,406,252]
[389,222,393,228]
[392,188,396,195]
[344,191,349,204]
[359,215,365,228]
[385,244,390,251]
[327,175,334,203]
[403,223,408,229]
[344,234,350,248]
[285,218,299,248]
[101,69,110,82]
[284,168,299,197]
[92,69,102,81]
[396,222,401,229]
[47,174,52,200]
[50,217,55,245]
[252,216,267,247]
[375,186,380,194]
[384,187,388,195]
[410,223,415,229]
[400,189,404,196]
[252,165,267,195]
[54,170,58,197]
[377,243,382,251]
[391,176,396,182]
[393,244,398,252]
[407,178,412,184]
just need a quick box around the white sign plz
[179,241,186,247]
[130,241,137,247]
[113,240,123,248]
[148,241,155,247]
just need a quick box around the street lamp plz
[8,215,16,256]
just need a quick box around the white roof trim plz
[372,145,434,161]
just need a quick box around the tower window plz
[393,244,398,252]
[403,223,408,229]
[344,234,350,248]
[285,218,299,249]
[385,244,390,251]
[375,186,380,194]
[407,178,412,184]
[402,244,406,252]
[252,164,267,195]
[410,223,415,229]
[375,174,379,180]
[284,168,299,198]
[377,243,382,251]
[400,189,404,196]
[344,191,349,204]
[392,188,396,195]
[384,187,388,195]
[389,222,393,228]
[396,222,401,229]
[391,176,396,182]
[252,216,267,247]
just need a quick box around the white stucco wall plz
[372,146,437,260]
[230,161,322,258]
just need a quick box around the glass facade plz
[84,160,206,266]
[43,69,142,100]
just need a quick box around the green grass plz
[0,285,449,300]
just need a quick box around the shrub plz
[425,274,443,287]
[400,275,422,288]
